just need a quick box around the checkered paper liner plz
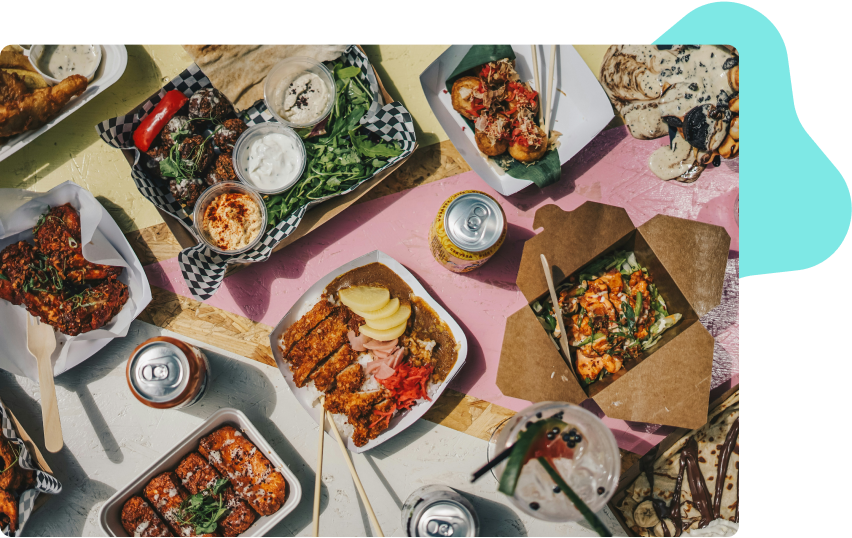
[0,397,62,538]
[95,45,416,301]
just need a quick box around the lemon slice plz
[359,320,407,341]
[339,286,390,312]
[366,304,411,331]
[353,297,400,320]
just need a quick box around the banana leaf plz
[445,44,561,188]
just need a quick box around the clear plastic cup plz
[192,181,267,256]
[263,57,335,129]
[231,122,306,195]
[487,402,620,522]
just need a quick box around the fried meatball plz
[475,130,508,156]
[178,135,214,175]
[213,118,248,154]
[451,76,482,120]
[509,140,547,162]
[188,88,233,120]
[142,144,169,179]
[206,154,237,185]
[169,178,205,210]
[160,115,193,149]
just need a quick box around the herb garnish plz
[175,478,231,535]
[264,60,403,225]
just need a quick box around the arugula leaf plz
[0,272,8,281]
[337,66,362,79]
[351,132,404,158]
[159,157,182,179]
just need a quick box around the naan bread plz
[182,45,349,111]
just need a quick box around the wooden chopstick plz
[540,254,576,376]
[530,45,544,130]
[326,412,385,537]
[544,45,558,141]
[312,407,326,537]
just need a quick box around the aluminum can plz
[126,336,210,409]
[402,485,479,537]
[428,190,506,273]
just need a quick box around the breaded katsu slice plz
[323,390,385,420]
[175,453,256,536]
[331,363,365,394]
[311,345,358,392]
[198,426,287,516]
[279,298,335,358]
[121,496,174,537]
[290,308,352,387]
[352,399,395,448]
[143,472,217,537]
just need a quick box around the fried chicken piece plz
[198,426,287,517]
[279,298,335,358]
[575,349,604,383]
[0,74,87,138]
[0,439,21,491]
[0,240,66,326]
[33,203,122,284]
[175,453,256,536]
[121,496,173,537]
[0,275,22,305]
[331,363,364,394]
[0,490,18,534]
[310,345,358,392]
[323,390,384,420]
[289,308,352,386]
[0,70,29,105]
[144,472,217,537]
[59,275,129,336]
[351,399,395,448]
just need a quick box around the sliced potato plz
[339,286,390,312]
[359,320,407,341]
[3,68,47,90]
[353,297,400,320]
[366,304,411,331]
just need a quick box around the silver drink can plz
[428,190,507,273]
[126,336,210,409]
[402,485,479,537]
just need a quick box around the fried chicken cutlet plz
[198,426,287,517]
[310,345,358,392]
[352,399,395,448]
[143,472,217,537]
[0,74,87,138]
[175,453,256,536]
[0,71,29,105]
[289,307,352,387]
[279,298,335,357]
[120,496,173,537]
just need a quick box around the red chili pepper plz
[133,90,189,152]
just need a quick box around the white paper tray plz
[0,45,128,163]
[269,250,469,453]
[99,408,303,537]
[420,45,614,196]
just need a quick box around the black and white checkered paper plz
[96,45,416,301]
[0,397,62,538]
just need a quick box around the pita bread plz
[182,45,348,111]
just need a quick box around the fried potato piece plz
[0,490,18,534]
[0,70,28,105]
[121,496,173,537]
[175,453,256,537]
[198,426,287,517]
[451,76,482,120]
[2,69,46,91]
[475,130,508,156]
[0,50,37,72]
[0,74,87,138]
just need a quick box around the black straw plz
[471,444,514,482]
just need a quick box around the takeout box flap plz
[636,215,731,317]
[496,306,588,403]
[516,202,636,303]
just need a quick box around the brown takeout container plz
[606,383,740,535]
[496,202,730,429]
[122,46,415,276]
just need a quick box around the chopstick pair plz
[530,45,558,144]
[313,402,384,537]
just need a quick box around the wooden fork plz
[26,314,63,453]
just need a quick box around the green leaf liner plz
[445,45,561,188]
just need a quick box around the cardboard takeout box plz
[496,202,730,429]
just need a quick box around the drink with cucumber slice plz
[488,402,619,524]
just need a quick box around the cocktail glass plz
[487,402,620,522]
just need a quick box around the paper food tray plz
[99,408,302,537]
[269,250,469,453]
[420,44,614,196]
[0,45,128,163]
[0,181,151,381]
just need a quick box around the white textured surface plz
[0,320,626,537]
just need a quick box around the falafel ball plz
[169,178,205,210]
[213,118,248,154]
[142,144,169,179]
[161,115,194,149]
[206,153,237,185]
[178,135,214,175]
[188,88,233,120]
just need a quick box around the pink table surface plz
[145,126,739,455]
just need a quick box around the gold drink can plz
[428,190,507,273]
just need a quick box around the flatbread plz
[182,45,348,111]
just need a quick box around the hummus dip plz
[201,192,263,251]
[274,72,330,125]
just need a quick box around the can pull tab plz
[465,205,487,232]
[142,364,170,381]
[426,519,455,536]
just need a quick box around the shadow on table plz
[0,372,116,536]
[459,489,528,537]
